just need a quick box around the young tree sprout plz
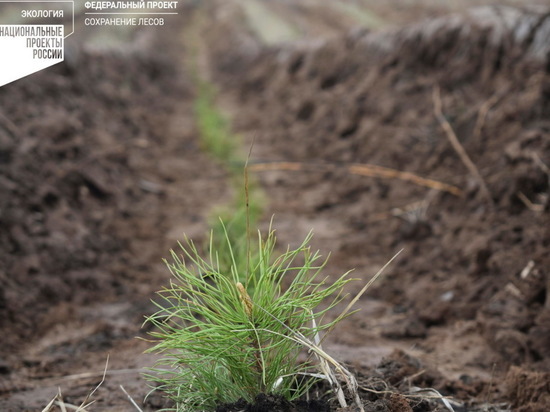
[143,226,357,411]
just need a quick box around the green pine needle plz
[143,226,354,411]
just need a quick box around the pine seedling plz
[143,226,354,411]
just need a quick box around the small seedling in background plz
[143,225,359,411]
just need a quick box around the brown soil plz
[204,3,550,411]
[0,10,230,410]
[1,1,549,411]
[216,393,331,412]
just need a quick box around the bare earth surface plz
[1,1,550,411]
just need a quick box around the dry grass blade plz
[327,249,403,337]
[12,368,143,394]
[348,164,462,196]
[249,304,364,411]
[42,356,112,411]
[432,85,493,206]
[409,387,456,412]
[244,134,257,284]
[58,368,143,383]
[120,385,144,412]
[73,354,109,411]
[310,312,347,408]
[42,388,94,412]
[41,392,58,412]
[248,161,303,172]
[249,161,463,196]
[57,389,68,412]
[360,385,457,412]
[261,326,363,411]
[42,389,91,412]
[54,402,91,411]
[312,251,403,409]
[316,346,347,408]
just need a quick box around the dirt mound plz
[0,27,212,358]
[506,366,550,411]
[0,17,235,407]
[211,5,550,407]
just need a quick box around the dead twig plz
[432,85,493,206]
